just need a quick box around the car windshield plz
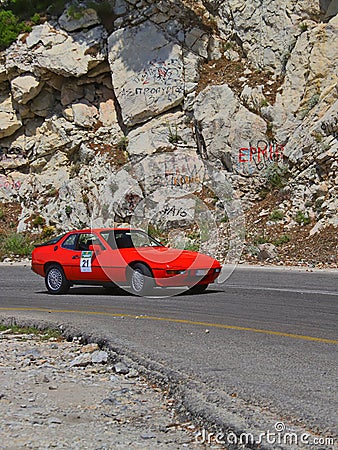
[100,230,163,249]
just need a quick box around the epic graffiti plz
[121,57,184,104]
[0,175,21,191]
[234,141,284,176]
[165,172,201,188]
[161,205,188,218]
[137,58,182,86]
[162,153,204,189]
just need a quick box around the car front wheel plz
[45,264,70,295]
[129,263,154,296]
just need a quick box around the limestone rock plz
[216,0,321,73]
[91,350,108,364]
[59,7,100,32]
[30,89,55,117]
[26,23,107,77]
[61,82,84,106]
[81,343,100,353]
[113,362,129,374]
[194,84,267,172]
[10,75,44,104]
[127,112,193,156]
[108,22,185,126]
[70,353,92,367]
[258,243,278,261]
[0,93,22,138]
[0,60,7,83]
[99,98,118,127]
[72,101,98,128]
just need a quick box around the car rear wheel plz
[45,264,70,295]
[187,284,208,294]
[129,263,154,296]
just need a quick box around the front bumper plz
[153,267,221,287]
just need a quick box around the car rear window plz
[34,234,65,247]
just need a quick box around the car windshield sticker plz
[80,251,92,272]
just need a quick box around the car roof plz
[65,228,136,234]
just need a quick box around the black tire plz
[129,263,154,296]
[45,264,70,295]
[187,284,208,294]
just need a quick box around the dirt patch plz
[197,58,282,105]
[243,191,337,268]
[0,202,21,235]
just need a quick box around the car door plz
[56,233,80,281]
[71,232,107,282]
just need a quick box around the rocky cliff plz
[0,0,337,266]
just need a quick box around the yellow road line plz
[0,307,337,345]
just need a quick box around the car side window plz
[61,234,78,250]
[77,233,102,251]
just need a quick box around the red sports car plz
[31,228,222,296]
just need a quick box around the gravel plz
[0,332,222,449]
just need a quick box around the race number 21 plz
[80,251,92,272]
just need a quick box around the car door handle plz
[72,255,80,259]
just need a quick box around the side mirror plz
[88,244,102,255]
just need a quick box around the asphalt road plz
[0,265,337,448]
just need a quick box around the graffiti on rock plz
[121,58,184,104]
[230,141,285,176]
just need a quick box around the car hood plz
[129,246,220,268]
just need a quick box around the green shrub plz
[42,225,55,237]
[295,211,311,225]
[67,5,84,20]
[0,209,4,220]
[269,209,284,221]
[263,163,289,190]
[32,215,45,228]
[167,123,182,145]
[274,234,290,246]
[0,324,61,340]
[254,234,269,245]
[0,10,30,50]
[30,13,41,25]
[116,136,128,151]
[2,233,33,257]
[65,205,72,217]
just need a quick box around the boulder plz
[108,22,185,126]
[10,75,44,104]
[30,89,55,117]
[99,98,118,127]
[216,0,320,73]
[127,112,193,156]
[28,23,107,77]
[194,84,267,173]
[72,101,98,128]
[0,94,22,138]
[61,82,84,106]
[58,7,100,32]
[258,243,278,261]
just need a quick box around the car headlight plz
[166,269,186,275]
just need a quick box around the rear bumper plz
[31,262,44,277]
